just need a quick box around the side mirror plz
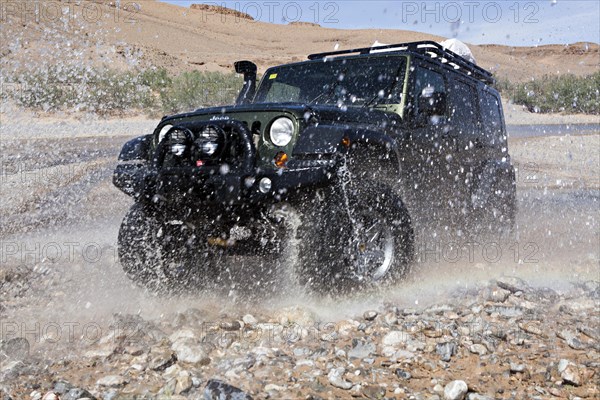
[234,60,257,75]
[418,91,446,117]
[234,60,257,105]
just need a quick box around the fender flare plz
[344,129,403,176]
[471,158,516,208]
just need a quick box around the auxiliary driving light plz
[259,177,272,193]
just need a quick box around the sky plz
[160,0,600,46]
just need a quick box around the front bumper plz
[113,161,336,206]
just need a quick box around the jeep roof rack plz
[307,40,495,85]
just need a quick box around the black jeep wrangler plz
[113,41,515,293]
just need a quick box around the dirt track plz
[0,118,598,399]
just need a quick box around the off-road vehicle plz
[113,41,516,293]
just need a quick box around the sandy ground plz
[0,114,598,398]
[1,2,598,397]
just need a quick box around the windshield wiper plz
[308,80,340,105]
[362,67,404,108]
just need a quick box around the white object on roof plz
[370,38,476,65]
[439,39,476,64]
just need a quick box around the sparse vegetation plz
[496,71,600,114]
[2,67,243,116]
[3,67,599,115]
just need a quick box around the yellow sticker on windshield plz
[269,73,278,80]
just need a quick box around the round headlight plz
[157,124,172,142]
[269,117,294,147]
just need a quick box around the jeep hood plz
[161,103,400,128]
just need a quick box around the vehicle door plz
[445,76,481,213]
[403,63,453,220]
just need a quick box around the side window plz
[448,80,477,133]
[480,90,503,136]
[412,67,446,117]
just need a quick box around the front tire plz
[297,182,414,293]
[117,203,214,293]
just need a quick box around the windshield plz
[254,55,407,107]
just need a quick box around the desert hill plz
[1,0,598,81]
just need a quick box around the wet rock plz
[0,337,30,361]
[444,380,468,400]
[524,287,559,303]
[52,380,73,395]
[382,331,411,347]
[469,344,487,356]
[171,338,212,365]
[332,321,354,338]
[175,372,193,395]
[275,306,316,326]
[509,362,527,373]
[578,325,600,341]
[395,368,412,379]
[148,347,176,371]
[389,349,416,361]
[384,312,398,325]
[83,346,115,360]
[466,394,494,400]
[484,305,525,318]
[363,310,378,321]
[96,375,127,388]
[518,321,545,337]
[105,314,166,347]
[548,387,563,397]
[0,388,13,400]
[159,379,176,396]
[556,329,586,350]
[348,340,376,359]
[558,359,581,386]
[220,321,241,331]
[242,314,258,326]
[203,379,252,400]
[264,383,285,392]
[436,342,457,362]
[0,360,24,377]
[327,367,353,390]
[362,385,386,399]
[62,388,96,400]
[483,287,511,303]
[495,276,529,293]
[168,329,196,343]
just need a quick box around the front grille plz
[155,121,255,174]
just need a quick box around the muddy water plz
[1,120,598,356]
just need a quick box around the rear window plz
[448,80,477,133]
